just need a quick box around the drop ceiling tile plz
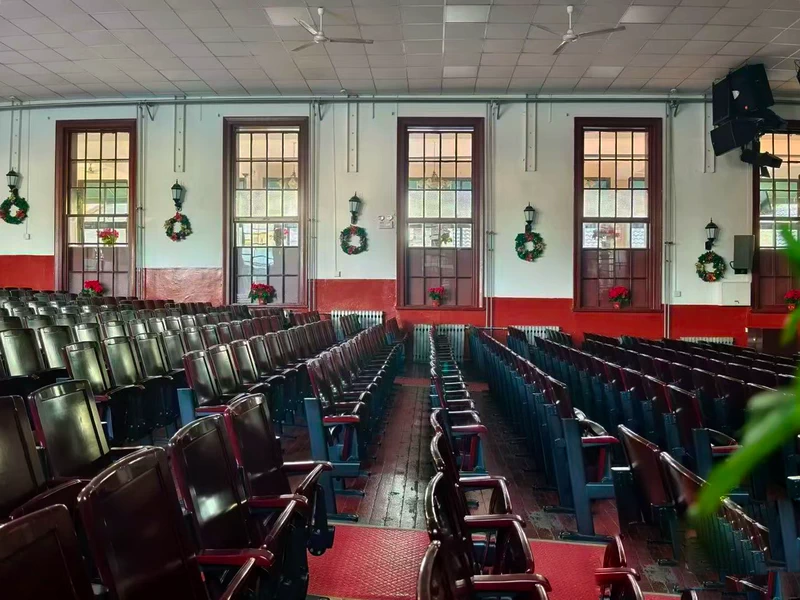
[0,3,44,19]
[11,17,63,34]
[523,39,562,53]
[554,53,595,66]
[195,68,235,81]
[692,24,743,40]
[476,77,510,90]
[355,7,401,25]
[443,52,480,66]
[59,70,99,83]
[607,77,648,89]
[46,82,86,94]
[773,29,800,44]
[112,57,154,70]
[703,54,745,67]
[443,64,477,77]
[93,45,136,58]
[174,80,213,92]
[575,77,614,90]
[337,79,375,92]
[166,0,217,8]
[152,29,199,44]
[476,65,513,78]
[322,25,361,38]
[407,66,441,78]
[161,68,199,79]
[768,68,795,80]
[168,42,213,56]
[241,83,280,95]
[0,19,25,37]
[444,23,485,38]
[441,77,475,90]
[480,52,519,65]
[359,25,403,40]
[666,6,719,23]
[1,35,48,49]
[218,56,257,68]
[489,6,535,23]
[708,7,759,25]
[483,39,523,52]
[548,65,588,77]
[330,54,369,67]
[733,26,780,42]
[486,23,528,39]
[600,39,647,54]
[687,65,729,78]
[129,42,173,58]
[324,43,368,56]
[665,53,710,65]
[10,62,51,75]
[26,0,85,17]
[534,5,578,23]
[74,29,123,45]
[220,8,270,27]
[443,39,479,53]
[652,23,703,38]
[755,42,800,56]
[365,40,404,54]
[518,52,556,66]
[577,5,629,24]
[655,65,695,77]
[193,27,238,42]
[371,66,406,78]
[115,0,168,8]
[178,9,229,28]
[751,10,800,28]
[402,24,442,39]
[628,53,671,65]
[507,78,544,91]
[408,79,442,91]
[401,7,443,23]
[513,65,552,77]
[303,79,338,92]
[585,65,624,77]
[144,81,181,92]
[299,66,337,79]
[42,59,85,72]
[407,54,442,67]
[91,11,143,30]
[590,54,632,67]
[678,39,725,52]
[445,5,489,23]
[127,68,166,81]
[244,41,284,55]
[233,27,277,42]
[644,78,683,90]
[146,56,185,69]
[641,39,687,52]
[274,25,310,41]
[540,77,579,91]
[621,65,661,77]
[609,23,660,39]
[111,29,160,45]
[620,6,674,24]
[561,39,605,54]
[336,66,372,79]
[55,45,99,59]
[528,23,565,39]
[404,40,441,53]
[718,40,764,54]
[20,47,65,61]
[131,10,185,29]
[272,80,310,94]
[682,0,728,7]
[374,78,408,91]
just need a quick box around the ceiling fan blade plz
[292,42,317,52]
[531,23,561,37]
[295,19,318,36]
[552,40,568,55]
[326,37,374,44]
[576,25,626,38]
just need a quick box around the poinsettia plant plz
[785,289,800,306]
[81,280,103,297]
[97,228,119,246]
[608,286,630,308]
[249,283,276,304]
[428,286,445,306]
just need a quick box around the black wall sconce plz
[524,203,536,233]
[349,193,362,224]
[705,219,719,251]
[6,169,19,192]
[172,180,184,210]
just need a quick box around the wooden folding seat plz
[225,393,336,550]
[181,325,206,352]
[97,310,121,324]
[430,409,486,474]
[132,332,183,425]
[167,419,311,599]
[28,380,142,478]
[37,325,72,371]
[1,328,66,391]
[180,313,197,328]
[163,315,182,332]
[240,318,256,338]
[161,329,187,371]
[200,323,220,347]
[217,321,234,343]
[750,367,778,388]
[54,313,79,329]
[228,320,245,340]
[714,374,749,433]
[100,319,126,339]
[77,447,275,600]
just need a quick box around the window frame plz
[54,119,138,296]
[572,117,663,312]
[751,121,800,313]
[396,117,484,309]
[222,117,308,307]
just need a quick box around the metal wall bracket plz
[173,102,186,173]
[9,104,21,174]
[703,101,715,174]
[347,102,358,173]
[525,102,537,172]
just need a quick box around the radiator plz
[511,325,560,344]
[413,324,467,363]
[679,336,735,345]
[330,309,384,340]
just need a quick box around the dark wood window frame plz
[222,117,309,307]
[751,121,800,313]
[396,117,484,309]
[573,117,663,312]
[54,119,138,296]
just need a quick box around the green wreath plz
[0,192,28,225]
[696,250,726,282]
[165,211,192,242]
[340,224,368,255]
[515,231,546,262]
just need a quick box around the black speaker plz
[730,64,773,115]
[712,76,733,126]
[710,119,760,156]
[733,235,755,274]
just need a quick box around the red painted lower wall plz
[0,255,55,289]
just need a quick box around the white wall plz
[0,96,771,306]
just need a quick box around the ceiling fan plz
[293,7,374,52]
[532,5,625,55]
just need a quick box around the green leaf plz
[691,390,800,518]
[779,227,800,272]
[782,308,800,346]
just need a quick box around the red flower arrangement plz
[249,283,277,305]
[608,286,630,309]
[97,228,119,246]
[785,289,800,311]
[428,286,445,307]
[82,279,103,297]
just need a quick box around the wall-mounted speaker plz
[732,235,755,274]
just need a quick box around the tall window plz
[574,118,662,310]
[754,128,800,309]
[55,121,136,296]
[397,118,482,307]
[225,120,306,305]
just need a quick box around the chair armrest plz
[452,424,488,436]
[579,418,608,436]
[581,435,618,447]
[108,446,147,459]
[332,401,363,412]
[249,494,310,513]
[324,414,360,425]
[445,400,475,411]
[282,460,334,474]
[265,374,286,386]
[463,514,524,528]
[595,568,641,582]
[472,573,552,594]
[707,428,738,447]
[261,500,305,548]
[711,445,741,456]
[458,476,513,514]
[196,405,228,414]
[218,558,261,600]
[9,479,86,518]
[197,549,274,570]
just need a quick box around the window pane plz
[252,190,267,217]
[456,191,471,218]
[582,223,598,248]
[631,223,647,248]
[583,190,599,217]
[236,191,250,217]
[409,191,423,218]
[409,223,423,247]
[409,133,424,159]
[284,191,298,217]
[424,191,439,218]
[599,190,614,217]
[440,191,455,218]
[616,190,632,218]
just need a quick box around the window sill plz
[396,306,486,312]
[572,307,663,314]
[750,308,791,315]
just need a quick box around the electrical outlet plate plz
[378,215,395,229]
[23,233,30,240]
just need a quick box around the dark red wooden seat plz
[77,447,275,600]
[616,424,671,528]
[0,395,84,519]
[168,416,311,599]
[0,505,94,599]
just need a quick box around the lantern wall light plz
[349,193,362,224]
[705,218,719,251]
[172,180,184,209]
[524,203,536,233]
[6,169,19,191]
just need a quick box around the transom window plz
[230,123,304,305]
[398,119,482,307]
[574,118,662,310]
[56,121,136,296]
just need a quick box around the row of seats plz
[418,327,647,600]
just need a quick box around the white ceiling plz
[0,0,797,100]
